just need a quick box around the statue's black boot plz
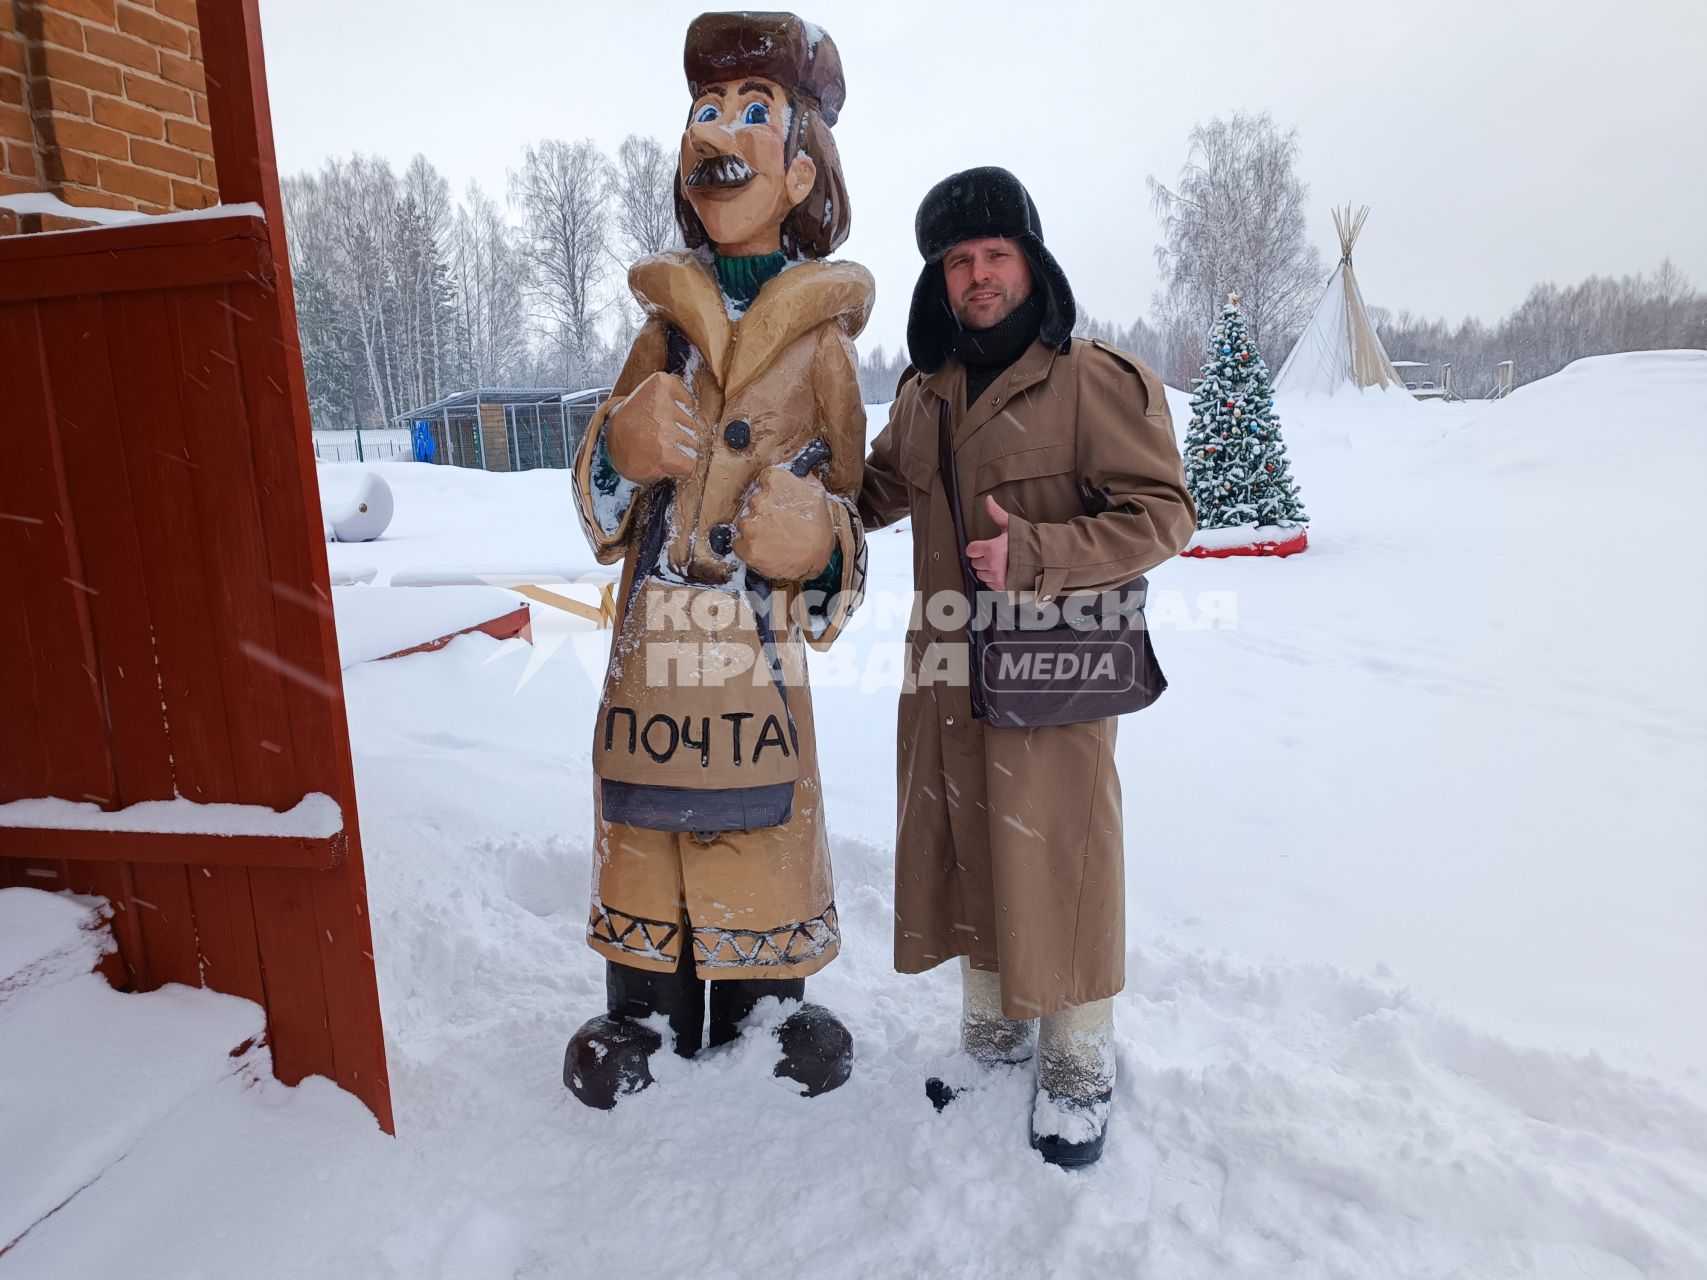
[563,947,705,1109]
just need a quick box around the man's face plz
[680,76,817,256]
[943,237,1033,330]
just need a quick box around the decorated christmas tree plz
[1184,295,1309,539]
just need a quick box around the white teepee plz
[1274,206,1407,397]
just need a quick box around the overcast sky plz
[258,0,1706,355]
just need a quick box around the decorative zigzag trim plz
[691,902,840,969]
[587,904,681,962]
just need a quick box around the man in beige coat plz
[859,167,1196,1165]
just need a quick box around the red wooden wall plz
[0,1,392,1130]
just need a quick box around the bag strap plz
[937,399,990,717]
[936,399,980,592]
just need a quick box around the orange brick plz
[44,147,99,184]
[130,134,197,176]
[38,10,88,51]
[97,156,170,205]
[55,117,130,159]
[40,210,104,231]
[84,26,159,73]
[197,152,215,185]
[164,115,209,153]
[116,2,189,52]
[38,0,118,24]
[8,140,38,178]
[60,183,132,209]
[0,5,15,33]
[0,210,20,237]
[0,102,29,142]
[170,176,214,208]
[192,90,207,125]
[156,49,202,91]
[0,171,32,194]
[123,70,190,115]
[0,70,22,106]
[152,0,197,26]
[39,47,124,95]
[92,92,162,137]
[186,25,199,60]
[32,80,92,116]
[1,32,28,74]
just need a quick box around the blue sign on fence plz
[412,420,436,464]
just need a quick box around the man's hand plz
[734,468,836,582]
[604,371,703,483]
[965,495,1010,591]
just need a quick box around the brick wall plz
[0,0,217,236]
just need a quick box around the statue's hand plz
[604,372,702,483]
[734,467,836,582]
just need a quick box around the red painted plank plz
[245,865,338,1088]
[198,2,277,219]
[0,214,269,266]
[191,863,268,1008]
[234,279,392,1129]
[376,604,533,661]
[0,826,343,869]
[0,237,272,305]
[171,281,345,1092]
[172,285,309,807]
[105,291,243,814]
[0,303,116,809]
[39,295,176,807]
[205,0,390,1127]
[308,863,391,1121]
[125,863,201,988]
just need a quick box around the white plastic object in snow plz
[328,472,394,543]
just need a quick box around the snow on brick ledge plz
[0,793,343,839]
[1182,524,1310,559]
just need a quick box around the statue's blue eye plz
[695,103,719,124]
[742,102,770,126]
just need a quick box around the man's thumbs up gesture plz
[965,495,1011,592]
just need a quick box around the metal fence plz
[314,439,406,462]
[402,395,606,473]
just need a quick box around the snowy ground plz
[5,352,1705,1277]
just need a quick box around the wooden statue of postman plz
[564,11,871,1108]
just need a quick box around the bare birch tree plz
[611,134,678,265]
[452,182,531,387]
[1148,112,1322,377]
[510,139,613,380]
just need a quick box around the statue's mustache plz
[685,153,755,191]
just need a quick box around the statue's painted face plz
[681,76,817,256]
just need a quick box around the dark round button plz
[724,419,751,449]
[708,523,734,556]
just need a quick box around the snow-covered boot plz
[774,1003,853,1097]
[927,959,1037,1110]
[1030,998,1115,1168]
[960,959,1037,1065]
[563,1013,663,1110]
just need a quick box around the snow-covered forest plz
[284,116,1707,429]
[281,138,674,431]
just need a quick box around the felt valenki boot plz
[926,958,1037,1110]
[1030,997,1116,1168]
